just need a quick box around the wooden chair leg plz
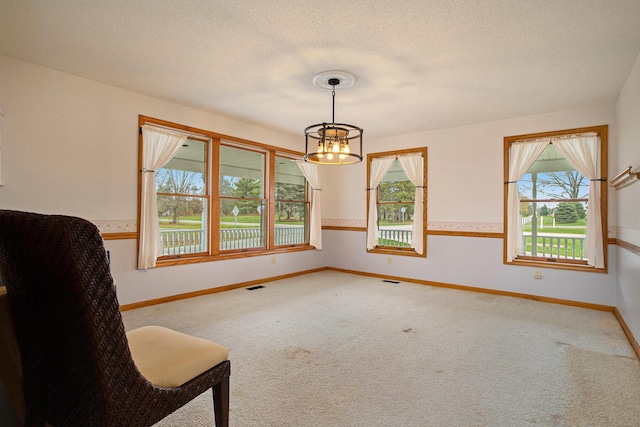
[213,375,229,427]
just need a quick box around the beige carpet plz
[121,271,640,426]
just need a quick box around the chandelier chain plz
[332,87,336,123]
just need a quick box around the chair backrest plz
[0,210,137,425]
[0,285,25,424]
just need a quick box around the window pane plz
[219,145,264,197]
[378,160,413,202]
[274,156,308,245]
[376,159,415,248]
[275,201,308,245]
[519,144,588,200]
[275,156,306,201]
[377,203,413,247]
[519,200,587,260]
[517,144,587,261]
[158,196,207,255]
[220,198,265,250]
[157,140,206,195]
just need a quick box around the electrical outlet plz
[271,256,276,264]
[533,270,542,279]
[387,257,392,264]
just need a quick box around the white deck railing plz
[160,227,586,261]
[160,229,205,255]
[378,229,412,247]
[160,226,306,254]
[522,233,586,260]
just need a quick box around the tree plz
[538,171,587,199]
[539,204,549,216]
[156,169,203,224]
[378,180,415,222]
[231,178,262,214]
[520,195,532,217]
[574,202,586,219]
[275,182,305,221]
[231,178,262,198]
[220,177,234,196]
[556,202,578,224]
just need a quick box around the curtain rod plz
[513,132,599,144]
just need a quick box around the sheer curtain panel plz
[138,125,187,269]
[506,140,549,262]
[553,135,603,268]
[296,161,322,249]
[366,157,395,250]
[398,154,425,255]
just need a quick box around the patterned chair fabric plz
[0,210,230,427]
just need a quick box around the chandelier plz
[304,71,363,165]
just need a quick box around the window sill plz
[367,247,426,258]
[506,257,606,274]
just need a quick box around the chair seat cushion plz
[126,325,228,388]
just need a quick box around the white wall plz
[324,105,617,224]
[322,104,619,306]
[0,53,623,308]
[324,231,617,306]
[615,51,640,339]
[104,239,327,305]
[0,54,327,305]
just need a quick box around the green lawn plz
[161,215,303,229]
[522,216,586,234]
[220,215,260,223]
[159,218,201,229]
[379,220,413,226]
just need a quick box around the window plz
[219,144,266,250]
[138,117,312,269]
[157,138,208,256]
[274,156,309,246]
[366,148,427,257]
[503,125,608,271]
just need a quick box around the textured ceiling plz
[2,0,640,139]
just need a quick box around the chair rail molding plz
[615,226,640,248]
[92,220,137,234]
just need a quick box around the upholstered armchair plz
[0,210,230,426]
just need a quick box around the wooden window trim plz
[503,125,608,272]
[138,115,311,267]
[366,147,428,257]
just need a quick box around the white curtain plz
[506,140,549,261]
[138,125,187,269]
[296,161,322,250]
[366,157,395,250]
[398,154,425,255]
[553,135,603,268]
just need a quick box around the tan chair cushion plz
[126,325,228,388]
